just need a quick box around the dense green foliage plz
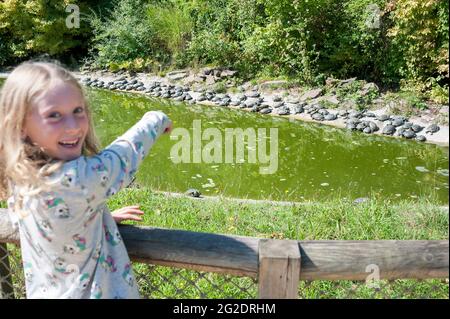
[0,0,113,66]
[0,0,448,100]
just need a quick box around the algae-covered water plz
[88,88,449,204]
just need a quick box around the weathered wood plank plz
[298,240,449,280]
[118,224,260,277]
[1,209,448,280]
[258,239,301,298]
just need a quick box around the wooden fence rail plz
[0,209,448,298]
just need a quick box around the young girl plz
[0,61,172,298]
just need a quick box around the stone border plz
[1,71,448,147]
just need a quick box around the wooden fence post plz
[0,243,14,299]
[258,239,301,299]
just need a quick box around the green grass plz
[106,187,449,299]
[108,188,448,241]
[3,188,448,298]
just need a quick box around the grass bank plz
[3,188,448,298]
[106,187,448,299]
[108,188,448,240]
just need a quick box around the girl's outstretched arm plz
[77,110,172,204]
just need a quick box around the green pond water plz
[88,88,449,204]
[0,78,448,203]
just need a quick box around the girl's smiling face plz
[23,81,89,161]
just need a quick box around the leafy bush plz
[147,1,193,62]
[0,0,105,67]
[185,29,240,68]
[388,0,448,82]
[88,0,164,69]
[2,0,446,104]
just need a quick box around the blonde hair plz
[0,61,100,202]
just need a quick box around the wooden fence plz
[0,209,448,298]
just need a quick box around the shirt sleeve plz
[77,111,170,200]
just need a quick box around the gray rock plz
[403,122,413,129]
[396,127,406,137]
[276,106,290,115]
[300,88,323,101]
[356,122,367,131]
[415,135,427,142]
[245,91,260,98]
[251,104,266,112]
[324,113,337,121]
[311,113,324,121]
[306,106,319,114]
[272,101,285,108]
[167,71,188,81]
[220,69,238,78]
[392,115,408,122]
[272,95,282,102]
[411,124,423,133]
[364,112,376,118]
[244,98,259,108]
[289,105,304,114]
[382,124,396,135]
[425,124,440,134]
[368,122,379,132]
[339,77,357,87]
[349,111,363,119]
[260,108,272,114]
[376,114,390,121]
[362,82,379,92]
[363,127,373,134]
[323,95,340,105]
[392,118,405,127]
[402,129,416,139]
[338,110,349,117]
[286,97,300,104]
[186,188,201,197]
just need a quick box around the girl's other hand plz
[111,205,144,224]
